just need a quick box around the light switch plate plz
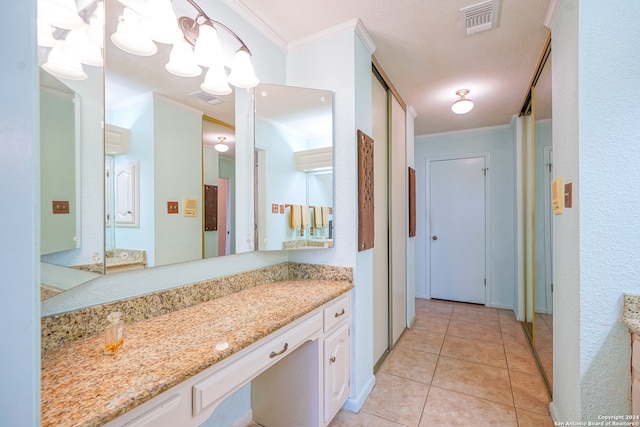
[167,201,179,214]
[52,201,69,214]
[564,183,573,208]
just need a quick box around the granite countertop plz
[41,279,353,427]
[621,293,640,334]
[105,249,146,269]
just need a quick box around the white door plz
[114,160,139,227]
[430,157,486,304]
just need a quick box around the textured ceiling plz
[105,0,553,139]
[234,0,552,135]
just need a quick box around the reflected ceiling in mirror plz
[255,84,334,251]
[104,0,254,271]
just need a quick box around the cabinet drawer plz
[123,395,182,427]
[324,294,350,333]
[192,311,322,416]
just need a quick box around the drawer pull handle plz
[335,309,346,318]
[269,342,289,358]
[329,356,336,363]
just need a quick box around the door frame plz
[425,152,491,305]
[543,146,553,314]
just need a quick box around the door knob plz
[432,235,438,241]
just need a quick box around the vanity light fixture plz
[111,0,259,96]
[38,0,105,81]
[451,89,474,114]
[214,136,229,153]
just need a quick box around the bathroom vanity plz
[41,279,352,427]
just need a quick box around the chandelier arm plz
[182,0,252,55]
[183,0,210,21]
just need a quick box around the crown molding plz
[355,19,376,54]
[415,122,511,139]
[544,0,561,29]
[289,18,376,54]
[408,105,418,119]
[221,0,288,52]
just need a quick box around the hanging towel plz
[301,205,310,230]
[290,204,302,230]
[313,206,324,228]
[322,206,330,229]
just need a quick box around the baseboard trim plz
[231,409,253,427]
[342,374,376,413]
[549,401,560,423]
[408,314,417,329]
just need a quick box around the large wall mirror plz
[39,0,251,300]
[254,84,334,251]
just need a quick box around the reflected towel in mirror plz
[313,206,323,228]
[301,205,310,230]
[322,206,329,229]
[290,204,302,230]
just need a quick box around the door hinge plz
[482,168,489,176]
[551,283,554,292]
[484,278,486,286]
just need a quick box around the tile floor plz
[329,298,554,427]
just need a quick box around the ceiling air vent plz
[189,90,224,105]
[460,0,500,36]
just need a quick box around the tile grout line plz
[416,302,453,427]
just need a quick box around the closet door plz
[389,94,407,345]
[372,72,390,367]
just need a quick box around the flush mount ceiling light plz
[451,89,474,114]
[214,136,229,153]
[111,0,259,96]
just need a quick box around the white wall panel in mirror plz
[255,84,334,251]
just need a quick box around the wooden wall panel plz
[204,184,218,231]
[357,130,374,251]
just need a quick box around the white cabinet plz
[105,123,130,155]
[322,294,351,424]
[324,322,350,422]
[105,292,351,427]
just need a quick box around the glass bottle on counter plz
[104,311,124,355]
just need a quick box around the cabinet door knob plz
[329,356,336,363]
